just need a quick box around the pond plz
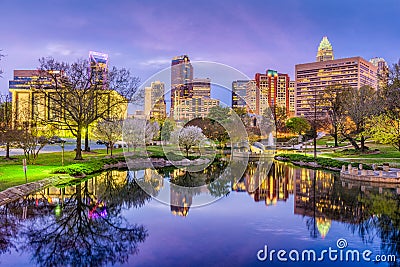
[0,161,399,267]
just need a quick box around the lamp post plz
[60,140,66,166]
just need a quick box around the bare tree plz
[14,121,55,164]
[0,50,4,77]
[343,85,381,151]
[0,94,13,159]
[93,118,123,156]
[36,57,139,160]
[122,118,159,152]
[322,84,349,147]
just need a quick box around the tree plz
[14,121,55,164]
[160,119,174,144]
[185,118,229,148]
[0,50,4,77]
[145,121,159,145]
[207,106,230,123]
[123,118,145,152]
[342,85,381,151]
[264,105,288,136]
[286,117,310,136]
[367,115,400,151]
[176,126,205,157]
[368,60,400,151]
[36,57,139,160]
[322,84,349,147]
[123,118,158,152]
[93,118,123,156]
[0,94,13,159]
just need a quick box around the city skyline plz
[1,0,399,95]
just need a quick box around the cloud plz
[45,43,73,56]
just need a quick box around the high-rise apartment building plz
[316,36,334,62]
[144,81,166,120]
[288,81,295,116]
[190,78,211,97]
[295,57,378,117]
[369,57,389,89]
[175,97,220,121]
[171,55,193,119]
[245,80,257,114]
[232,80,248,109]
[251,70,291,115]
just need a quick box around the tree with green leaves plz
[207,106,230,123]
[160,119,174,144]
[368,60,400,151]
[286,117,310,136]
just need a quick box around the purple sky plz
[1,0,400,95]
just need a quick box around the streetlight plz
[60,140,66,166]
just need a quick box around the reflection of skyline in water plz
[1,164,399,266]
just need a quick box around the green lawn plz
[0,147,127,191]
[320,143,400,167]
[316,136,349,147]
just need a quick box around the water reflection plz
[0,162,399,266]
[0,170,150,267]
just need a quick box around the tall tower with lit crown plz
[316,36,334,62]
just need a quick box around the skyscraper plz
[316,36,334,62]
[245,80,257,114]
[288,81,295,117]
[170,55,193,119]
[253,70,291,115]
[191,78,211,98]
[232,80,249,109]
[369,57,389,89]
[89,51,109,87]
[295,57,377,117]
[144,81,166,120]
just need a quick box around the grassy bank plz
[0,148,128,191]
[275,153,373,171]
[0,145,205,191]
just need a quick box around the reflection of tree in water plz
[97,170,152,209]
[295,166,400,264]
[0,204,18,257]
[20,171,150,267]
[348,192,400,266]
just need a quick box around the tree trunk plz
[5,142,10,159]
[344,134,360,150]
[360,135,366,152]
[333,125,338,147]
[75,127,83,160]
[84,127,90,152]
[313,134,317,159]
[110,142,113,156]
